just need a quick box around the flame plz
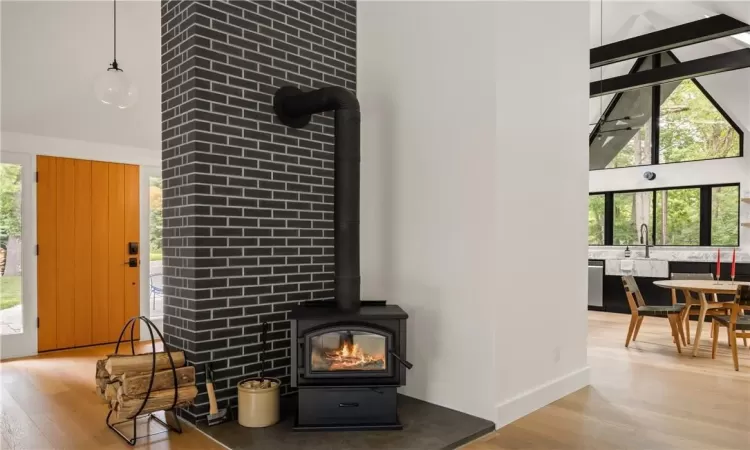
[323,341,385,370]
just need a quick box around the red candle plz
[731,248,736,279]
[717,248,721,279]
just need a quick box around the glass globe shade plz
[94,69,138,109]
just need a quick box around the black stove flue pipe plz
[273,86,361,312]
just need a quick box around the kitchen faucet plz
[639,223,650,259]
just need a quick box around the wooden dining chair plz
[670,273,731,345]
[622,276,686,352]
[711,284,750,371]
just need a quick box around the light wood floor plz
[0,342,222,449]
[2,312,749,449]
[466,311,750,450]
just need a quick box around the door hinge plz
[37,317,40,328]
[35,171,39,182]
[35,245,39,256]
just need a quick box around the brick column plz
[160,0,356,423]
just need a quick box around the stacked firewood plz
[95,351,198,419]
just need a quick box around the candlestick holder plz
[732,275,736,285]
[715,274,721,285]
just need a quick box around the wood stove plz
[290,301,409,430]
[274,86,412,430]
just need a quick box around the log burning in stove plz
[311,331,387,371]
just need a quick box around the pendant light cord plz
[113,0,117,63]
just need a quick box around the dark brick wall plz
[161,0,356,423]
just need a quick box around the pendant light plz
[94,0,138,109]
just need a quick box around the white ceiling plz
[1,0,160,151]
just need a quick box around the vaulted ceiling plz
[590,1,750,130]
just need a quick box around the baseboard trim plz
[494,366,590,429]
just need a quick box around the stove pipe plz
[273,86,361,312]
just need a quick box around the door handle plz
[124,258,138,267]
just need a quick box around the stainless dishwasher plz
[588,260,604,308]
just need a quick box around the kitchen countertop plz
[588,247,750,263]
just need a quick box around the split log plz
[95,359,111,400]
[105,382,120,402]
[115,385,198,419]
[120,366,195,397]
[105,351,185,377]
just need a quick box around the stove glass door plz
[310,328,388,372]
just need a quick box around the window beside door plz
[149,176,163,319]
[0,163,23,335]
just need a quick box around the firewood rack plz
[106,316,183,446]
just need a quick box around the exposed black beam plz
[591,14,750,69]
[604,193,613,246]
[651,54,661,165]
[590,49,750,97]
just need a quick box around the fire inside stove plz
[310,330,387,372]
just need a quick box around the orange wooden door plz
[37,156,140,352]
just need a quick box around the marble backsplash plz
[588,246,750,263]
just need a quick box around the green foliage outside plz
[655,188,700,245]
[150,177,163,260]
[711,186,740,246]
[660,81,740,163]
[0,164,22,248]
[0,276,22,310]
[589,195,605,245]
[590,80,740,247]
[613,191,653,246]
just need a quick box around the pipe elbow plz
[274,86,359,128]
[318,86,359,111]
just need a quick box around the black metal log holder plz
[106,316,183,446]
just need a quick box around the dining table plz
[653,279,750,357]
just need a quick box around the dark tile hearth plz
[196,394,494,450]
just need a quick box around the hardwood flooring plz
[465,311,750,450]
[0,342,222,449]
[2,312,749,449]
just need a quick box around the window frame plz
[589,182,740,247]
[590,52,744,171]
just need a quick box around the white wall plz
[1,0,161,154]
[493,1,590,428]
[359,0,500,422]
[359,1,590,426]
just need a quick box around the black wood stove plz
[274,86,412,431]
[290,301,409,430]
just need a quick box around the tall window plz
[0,163,23,335]
[589,194,605,245]
[590,183,739,247]
[149,176,163,319]
[711,185,739,246]
[590,53,742,170]
[654,188,700,245]
[613,191,652,245]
